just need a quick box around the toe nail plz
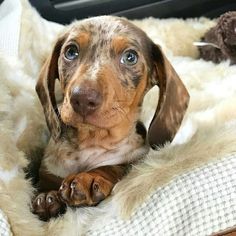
[47,196,53,203]
[70,181,76,189]
[37,198,41,205]
[93,183,99,191]
[59,185,64,191]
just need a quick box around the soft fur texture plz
[199,11,236,64]
[0,0,236,235]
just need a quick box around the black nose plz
[70,86,102,116]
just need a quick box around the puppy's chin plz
[80,113,124,129]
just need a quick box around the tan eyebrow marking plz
[76,32,91,48]
[111,36,130,55]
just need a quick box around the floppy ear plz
[148,45,190,148]
[36,36,66,141]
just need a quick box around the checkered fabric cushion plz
[0,209,12,236]
[87,155,236,236]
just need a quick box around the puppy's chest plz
[43,133,147,178]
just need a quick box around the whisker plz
[115,105,132,123]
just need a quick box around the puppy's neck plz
[77,113,139,150]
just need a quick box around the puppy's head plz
[36,16,189,148]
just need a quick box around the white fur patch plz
[0,166,18,183]
[89,61,100,81]
[13,115,27,142]
[172,118,197,145]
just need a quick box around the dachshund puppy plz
[32,16,189,221]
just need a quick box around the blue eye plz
[64,44,79,60]
[121,50,138,65]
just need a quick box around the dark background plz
[26,0,236,24]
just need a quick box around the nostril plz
[88,101,96,107]
[74,100,80,107]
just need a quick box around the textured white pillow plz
[87,155,236,236]
[0,0,21,57]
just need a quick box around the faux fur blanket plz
[0,0,236,235]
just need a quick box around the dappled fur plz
[0,0,236,235]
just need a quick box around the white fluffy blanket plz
[0,0,236,235]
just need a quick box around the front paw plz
[58,172,114,207]
[32,191,66,221]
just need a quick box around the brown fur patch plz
[111,37,129,55]
[76,32,91,48]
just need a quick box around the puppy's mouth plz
[61,98,129,130]
[78,107,124,129]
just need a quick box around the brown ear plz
[36,37,66,141]
[148,45,190,148]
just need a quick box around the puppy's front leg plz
[32,165,127,221]
[59,165,127,207]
